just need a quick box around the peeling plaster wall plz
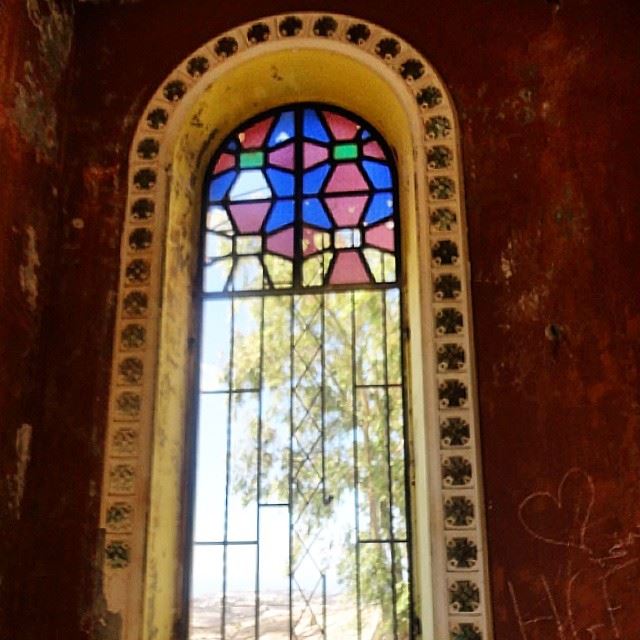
[0,0,75,635]
[2,0,640,638]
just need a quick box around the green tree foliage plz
[230,286,410,639]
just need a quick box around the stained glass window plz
[191,105,413,640]
[203,105,399,293]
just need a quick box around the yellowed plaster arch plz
[101,14,490,640]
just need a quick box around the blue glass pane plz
[266,168,295,197]
[268,111,295,146]
[362,160,392,190]
[303,109,330,143]
[265,199,295,232]
[361,129,372,141]
[227,140,239,151]
[209,170,237,201]
[364,191,394,225]
[302,199,332,229]
[303,164,330,195]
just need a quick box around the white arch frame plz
[99,13,491,640]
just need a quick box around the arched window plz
[191,104,411,638]
[100,13,491,640]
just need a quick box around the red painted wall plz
[2,0,640,638]
[0,0,74,635]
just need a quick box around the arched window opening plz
[190,105,413,639]
[100,15,492,640]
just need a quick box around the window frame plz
[189,101,414,638]
[100,14,491,640]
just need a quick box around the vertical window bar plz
[320,293,329,636]
[381,288,399,639]
[221,299,236,640]
[293,109,304,289]
[321,293,330,507]
[288,293,295,640]
[322,573,327,638]
[255,295,266,639]
[399,289,417,640]
[350,290,363,640]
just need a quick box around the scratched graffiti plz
[508,468,640,640]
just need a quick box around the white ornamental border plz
[100,12,491,640]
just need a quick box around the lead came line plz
[398,288,417,638]
[320,294,330,509]
[320,293,329,636]
[291,112,303,640]
[288,293,295,640]
[255,295,266,639]
[293,108,304,290]
[382,288,399,639]
[202,281,396,300]
[221,298,236,639]
[350,290,363,640]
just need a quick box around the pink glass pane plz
[213,153,236,174]
[325,196,368,226]
[228,202,271,233]
[241,117,274,148]
[266,227,294,258]
[363,141,385,160]
[324,111,359,141]
[329,250,370,285]
[365,222,395,252]
[303,142,329,169]
[269,143,295,169]
[302,226,326,255]
[326,164,368,193]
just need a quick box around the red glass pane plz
[363,141,385,160]
[303,142,329,169]
[365,222,395,252]
[326,164,368,193]
[269,143,295,169]
[266,227,294,258]
[240,116,274,148]
[213,153,236,174]
[324,111,359,141]
[329,250,370,284]
[228,202,271,233]
[325,196,368,226]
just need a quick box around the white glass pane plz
[200,299,231,392]
[229,170,271,201]
[231,297,262,391]
[385,289,402,385]
[225,545,257,638]
[227,391,259,541]
[193,393,228,542]
[204,257,232,293]
[258,505,289,636]
[190,545,223,640]
[354,290,385,386]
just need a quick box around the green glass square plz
[239,151,265,168]
[333,143,358,160]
